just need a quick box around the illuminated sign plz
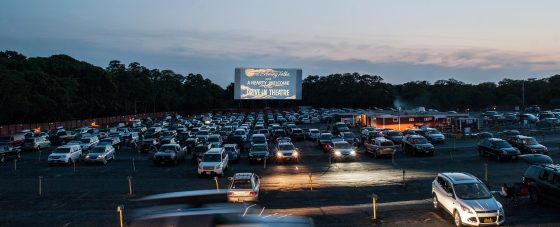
[234,68,302,100]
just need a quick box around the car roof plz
[278,141,294,146]
[487,138,504,142]
[440,172,479,184]
[58,144,80,148]
[541,164,560,172]
[252,134,265,137]
[374,138,392,142]
[332,141,350,145]
[223,144,236,147]
[207,148,224,154]
[233,173,254,180]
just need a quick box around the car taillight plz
[227,191,234,196]
[249,191,256,196]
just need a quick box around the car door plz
[438,177,455,213]
[538,170,555,201]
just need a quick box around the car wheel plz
[454,211,463,227]
[432,194,440,210]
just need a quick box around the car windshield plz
[279,144,294,150]
[494,141,512,148]
[224,147,236,152]
[53,147,71,153]
[81,138,91,143]
[234,131,245,135]
[252,145,267,152]
[320,134,332,139]
[386,131,402,136]
[343,133,354,138]
[334,143,351,149]
[426,129,441,135]
[202,154,221,162]
[522,138,538,145]
[310,130,319,133]
[453,183,492,200]
[197,131,209,136]
[253,137,266,143]
[208,137,219,142]
[411,138,428,144]
[90,147,105,153]
[231,179,253,189]
[380,141,394,146]
[160,147,175,152]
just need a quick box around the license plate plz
[483,218,493,223]
[256,158,261,161]
[205,172,211,174]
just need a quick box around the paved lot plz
[1,126,560,226]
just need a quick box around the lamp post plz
[522,78,537,111]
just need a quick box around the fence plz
[0,112,174,136]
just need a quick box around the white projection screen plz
[234,68,302,100]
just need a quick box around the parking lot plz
[1,121,560,227]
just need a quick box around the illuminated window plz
[393,117,398,122]
[409,118,415,122]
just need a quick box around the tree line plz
[1,50,559,124]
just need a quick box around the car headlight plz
[97,155,105,158]
[276,152,283,157]
[460,204,473,214]
[334,151,342,156]
[350,150,357,156]
[292,151,299,157]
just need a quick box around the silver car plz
[227,173,261,202]
[84,145,115,165]
[432,172,505,226]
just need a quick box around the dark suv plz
[401,135,434,156]
[507,135,548,155]
[477,138,520,161]
[523,164,560,205]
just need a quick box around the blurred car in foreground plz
[131,190,314,227]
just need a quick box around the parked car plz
[153,144,186,165]
[197,147,229,177]
[98,137,122,150]
[0,133,26,150]
[22,136,51,151]
[507,135,548,155]
[192,143,212,163]
[307,128,321,140]
[383,130,403,144]
[248,143,270,164]
[140,138,160,153]
[184,137,199,153]
[341,132,359,145]
[329,141,357,161]
[227,173,261,202]
[290,128,305,141]
[84,145,116,165]
[48,145,82,166]
[477,138,520,161]
[523,164,560,205]
[318,133,333,150]
[232,129,247,142]
[418,128,445,143]
[432,172,505,227]
[223,144,240,163]
[275,140,299,163]
[0,144,21,163]
[79,135,99,151]
[364,138,395,158]
[402,135,435,156]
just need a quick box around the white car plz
[307,128,321,140]
[227,173,261,202]
[84,145,115,165]
[48,145,82,166]
[432,172,505,227]
[79,135,99,151]
[198,148,229,177]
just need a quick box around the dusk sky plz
[2,0,559,87]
